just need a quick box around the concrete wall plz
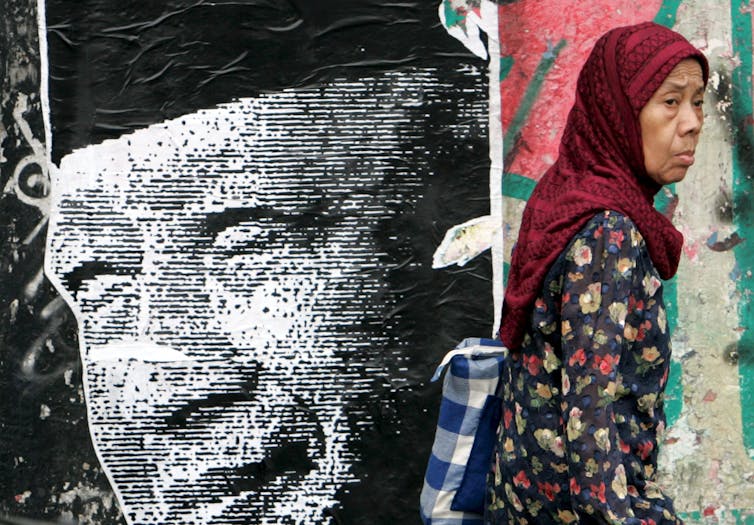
[437,0,754,522]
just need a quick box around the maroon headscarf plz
[499,22,709,349]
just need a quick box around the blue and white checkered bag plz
[419,338,508,525]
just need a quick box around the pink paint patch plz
[709,459,720,480]
[678,224,700,262]
[496,0,663,180]
[683,241,700,262]
[703,389,717,402]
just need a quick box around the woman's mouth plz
[675,151,695,166]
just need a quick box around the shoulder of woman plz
[565,210,646,262]
[578,210,644,244]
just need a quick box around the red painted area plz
[497,1,663,180]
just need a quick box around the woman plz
[489,23,708,524]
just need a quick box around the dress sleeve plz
[559,214,681,525]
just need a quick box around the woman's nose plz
[679,102,703,135]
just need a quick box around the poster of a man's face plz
[9,1,495,522]
[46,73,489,522]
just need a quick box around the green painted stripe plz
[659,256,679,335]
[654,187,682,426]
[502,172,537,200]
[654,0,683,28]
[664,359,683,427]
[730,0,754,457]
[653,183,677,218]
[500,55,514,82]
[662,275,683,427]
[653,184,679,337]
[503,39,567,161]
[653,9,682,418]
[679,509,754,523]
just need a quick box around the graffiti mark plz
[716,182,736,223]
[706,231,746,251]
[2,94,49,213]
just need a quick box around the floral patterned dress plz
[487,211,682,525]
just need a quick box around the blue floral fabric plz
[487,211,682,525]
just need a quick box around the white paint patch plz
[659,416,702,466]
[432,215,499,268]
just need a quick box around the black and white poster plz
[1,1,495,523]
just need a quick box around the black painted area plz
[335,95,494,523]
[46,0,478,163]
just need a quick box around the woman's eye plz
[664,98,678,106]
[694,99,704,107]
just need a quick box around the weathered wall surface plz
[437,0,754,522]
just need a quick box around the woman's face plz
[639,58,705,186]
